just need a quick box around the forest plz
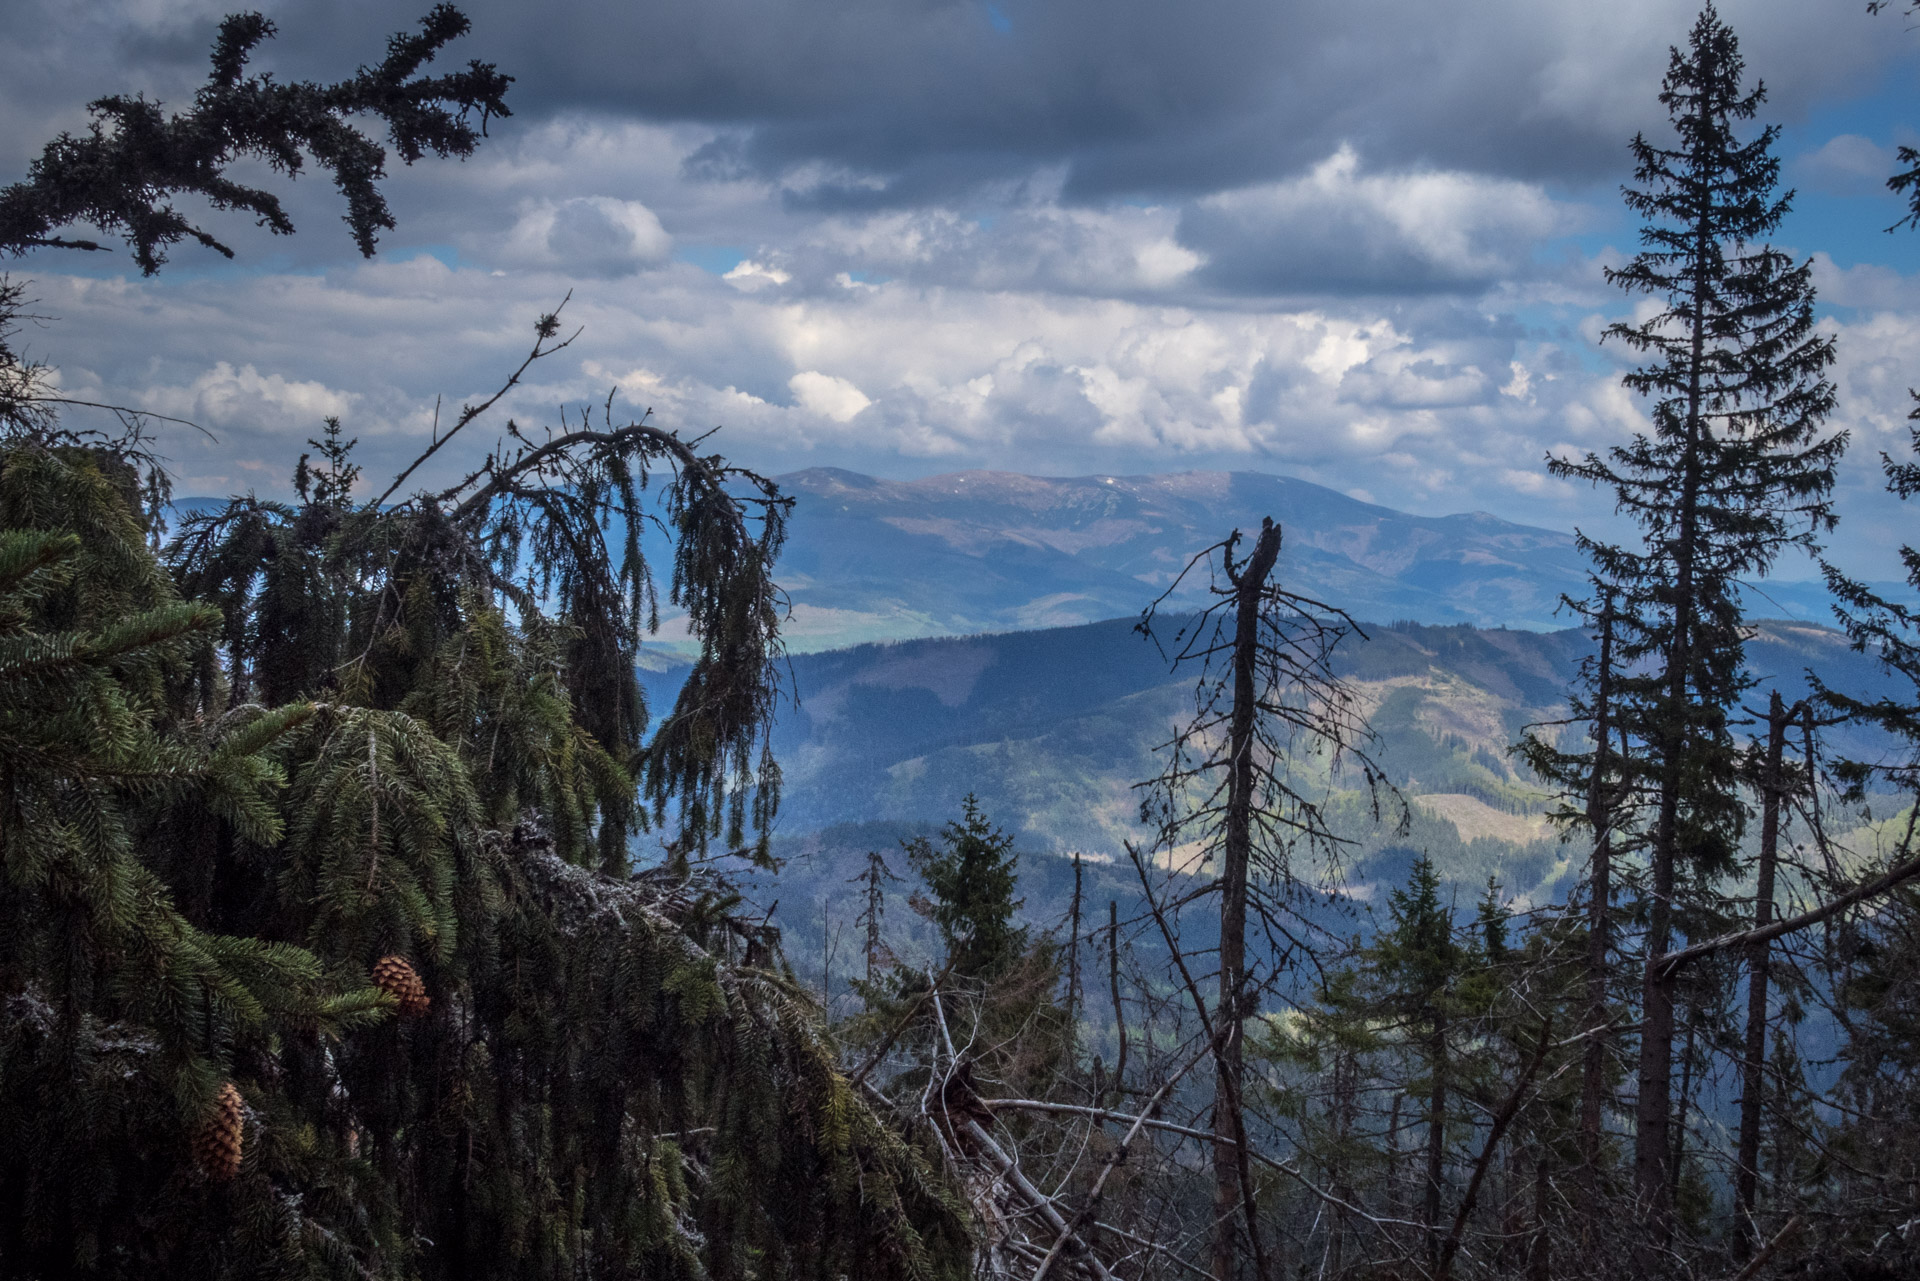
[2,4,1920,1280]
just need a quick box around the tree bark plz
[1107,898,1126,1110]
[1579,595,1620,1216]
[1425,1010,1449,1273]
[1213,518,1281,1281]
[1734,692,1790,1259]
[1530,1152,1553,1281]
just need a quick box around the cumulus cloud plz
[498,197,672,275]
[4,0,1916,582]
[1798,133,1898,198]
[137,362,358,432]
[1181,147,1576,295]
[788,370,872,422]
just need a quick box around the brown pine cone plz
[371,954,430,1017]
[193,1081,245,1181]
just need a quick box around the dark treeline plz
[4,5,1920,1281]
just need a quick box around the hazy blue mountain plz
[763,468,1884,649]
[642,612,1902,1007]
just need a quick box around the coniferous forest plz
[3,5,1920,1280]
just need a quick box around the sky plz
[4,0,1920,579]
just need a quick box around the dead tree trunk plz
[1212,517,1281,1281]
[1107,899,1127,1109]
[1425,1010,1449,1273]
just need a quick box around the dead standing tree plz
[1135,516,1399,1281]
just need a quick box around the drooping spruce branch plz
[172,303,791,873]
[0,5,511,273]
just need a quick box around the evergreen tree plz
[1369,857,1463,1270]
[0,14,975,1275]
[1551,4,1843,1236]
[0,326,970,1279]
[905,794,1026,981]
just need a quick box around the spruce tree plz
[0,311,971,1280]
[904,794,1026,981]
[1551,4,1843,1236]
[0,13,974,1274]
[1371,856,1463,1271]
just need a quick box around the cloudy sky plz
[4,0,1920,577]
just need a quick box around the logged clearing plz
[1414,793,1551,846]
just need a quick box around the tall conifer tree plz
[1551,5,1843,1236]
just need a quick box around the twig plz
[849,952,961,1088]
[373,294,578,508]
[24,396,214,438]
[1434,1011,1555,1280]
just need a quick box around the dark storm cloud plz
[3,0,1895,206]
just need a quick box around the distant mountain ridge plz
[766,468,1861,649]
[635,613,1899,885]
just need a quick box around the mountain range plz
[639,612,1900,907]
[763,467,1876,650]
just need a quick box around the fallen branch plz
[848,952,962,1088]
[1725,1214,1803,1281]
[962,1120,1112,1281]
[1654,848,1920,979]
[1030,1042,1215,1281]
[986,1094,1431,1235]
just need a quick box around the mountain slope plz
[770,468,1593,647]
[634,613,1900,900]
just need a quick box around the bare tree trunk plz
[1067,852,1084,1033]
[1579,596,1620,1217]
[1213,518,1281,1281]
[1329,1051,1354,1281]
[1671,1012,1698,1195]
[1635,754,1683,1247]
[1734,691,1790,1259]
[1530,1151,1553,1281]
[1425,1011,1449,1274]
[1107,898,1126,1109]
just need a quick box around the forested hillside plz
[734,615,1895,863]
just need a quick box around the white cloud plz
[138,362,358,433]
[1182,146,1580,294]
[724,259,794,288]
[1798,134,1897,197]
[788,371,872,422]
[498,197,672,276]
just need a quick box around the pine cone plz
[372,954,430,1017]
[193,1081,245,1181]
